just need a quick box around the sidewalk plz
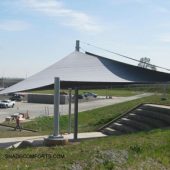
[0,132,107,148]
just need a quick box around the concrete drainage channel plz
[7,140,44,149]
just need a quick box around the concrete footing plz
[44,135,68,146]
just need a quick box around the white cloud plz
[0,20,30,31]
[110,0,148,5]
[22,0,102,32]
[158,34,170,43]
[155,6,170,14]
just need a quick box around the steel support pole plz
[68,88,72,134]
[53,77,60,136]
[75,40,80,52]
[162,83,167,100]
[44,77,64,146]
[74,88,79,140]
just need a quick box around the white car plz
[0,100,15,108]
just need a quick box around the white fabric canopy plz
[1,51,170,94]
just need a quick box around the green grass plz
[0,129,169,169]
[0,94,170,169]
[0,128,39,138]
[23,94,170,134]
[130,84,170,94]
[2,94,170,138]
[29,84,170,97]
[29,88,140,97]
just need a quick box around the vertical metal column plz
[106,87,108,99]
[68,88,72,134]
[162,83,167,100]
[2,77,4,88]
[74,88,79,140]
[75,40,80,52]
[53,77,60,136]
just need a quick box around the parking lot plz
[0,93,152,123]
[0,101,53,123]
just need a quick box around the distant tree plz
[149,64,157,71]
[138,57,157,71]
[138,57,150,68]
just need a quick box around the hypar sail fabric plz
[1,51,170,94]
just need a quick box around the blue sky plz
[0,0,170,78]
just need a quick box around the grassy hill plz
[29,88,139,97]
[0,129,169,169]
[22,94,170,134]
[29,83,170,97]
[0,94,170,169]
[1,94,170,138]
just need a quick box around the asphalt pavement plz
[0,93,152,123]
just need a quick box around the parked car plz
[8,93,15,96]
[0,100,15,108]
[83,92,97,98]
[10,94,23,101]
[72,94,84,100]
[78,94,84,99]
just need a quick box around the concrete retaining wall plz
[27,94,69,104]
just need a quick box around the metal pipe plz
[68,88,72,134]
[74,88,79,140]
[162,83,167,100]
[75,40,80,52]
[53,77,60,136]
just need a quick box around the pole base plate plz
[44,135,68,146]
